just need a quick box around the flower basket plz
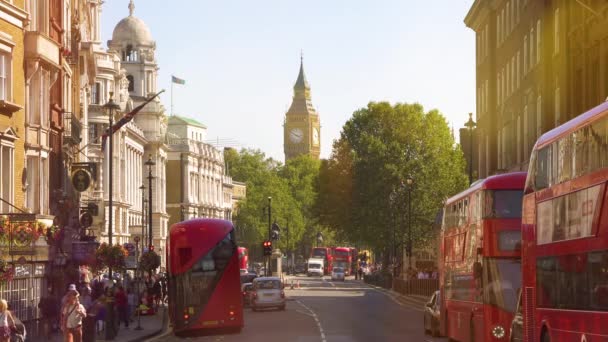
[140,250,161,273]
[93,243,128,275]
[0,260,14,285]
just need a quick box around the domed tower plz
[107,0,158,98]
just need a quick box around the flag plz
[172,75,185,85]
[101,90,164,150]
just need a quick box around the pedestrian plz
[39,288,59,339]
[152,279,161,309]
[358,266,363,280]
[127,288,136,323]
[60,289,86,342]
[161,278,167,304]
[90,295,106,336]
[0,299,17,342]
[62,284,78,307]
[115,286,129,329]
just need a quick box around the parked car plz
[251,277,286,311]
[331,267,345,281]
[241,282,254,306]
[424,290,441,337]
[510,290,523,342]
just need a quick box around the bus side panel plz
[198,252,244,329]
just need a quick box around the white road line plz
[296,299,327,342]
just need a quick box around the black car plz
[510,290,523,342]
[240,272,257,284]
[424,290,441,337]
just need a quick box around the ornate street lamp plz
[464,113,477,185]
[102,92,120,340]
[145,155,155,249]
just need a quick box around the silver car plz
[251,277,286,311]
[331,267,345,281]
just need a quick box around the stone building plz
[464,0,608,177]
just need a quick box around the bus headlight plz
[492,325,506,339]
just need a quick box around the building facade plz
[464,0,608,178]
[166,115,233,229]
[283,58,321,161]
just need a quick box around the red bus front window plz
[484,190,524,219]
[483,258,521,314]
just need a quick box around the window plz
[0,52,11,101]
[91,82,100,105]
[506,2,510,35]
[524,36,528,74]
[554,8,559,54]
[26,156,39,212]
[536,19,541,64]
[484,190,524,219]
[0,141,13,213]
[26,0,48,34]
[536,96,542,138]
[127,75,134,92]
[27,69,50,126]
[517,51,521,88]
[555,86,561,125]
[530,27,535,69]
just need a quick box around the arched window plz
[127,75,134,92]
[126,44,134,62]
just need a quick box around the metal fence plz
[393,278,438,297]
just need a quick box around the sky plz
[101,0,476,162]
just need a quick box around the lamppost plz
[465,113,477,185]
[267,196,272,276]
[103,92,120,340]
[139,184,146,242]
[133,235,143,331]
[406,177,414,269]
[145,155,155,249]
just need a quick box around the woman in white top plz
[61,290,86,342]
[0,299,16,342]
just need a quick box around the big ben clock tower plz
[284,57,321,161]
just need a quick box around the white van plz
[307,258,324,277]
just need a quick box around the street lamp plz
[139,184,146,245]
[133,235,143,331]
[464,113,477,185]
[103,92,120,340]
[405,177,414,269]
[145,155,155,249]
[267,196,272,276]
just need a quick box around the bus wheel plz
[470,320,475,342]
[541,330,551,342]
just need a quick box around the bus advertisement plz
[168,219,244,335]
[333,247,352,276]
[440,172,525,342]
[310,247,333,275]
[522,101,608,342]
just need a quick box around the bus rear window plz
[484,190,524,219]
[498,231,522,251]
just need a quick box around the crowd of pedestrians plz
[1,273,168,342]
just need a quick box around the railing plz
[63,112,82,146]
[393,278,439,297]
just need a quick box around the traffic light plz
[263,240,272,256]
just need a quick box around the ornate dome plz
[111,1,153,45]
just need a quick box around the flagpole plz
[171,78,174,116]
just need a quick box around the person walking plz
[61,289,86,342]
[127,289,136,323]
[115,286,129,329]
[0,299,16,342]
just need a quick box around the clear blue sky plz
[101,0,476,161]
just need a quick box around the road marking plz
[296,299,327,342]
[364,283,425,312]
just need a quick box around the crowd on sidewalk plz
[1,273,168,342]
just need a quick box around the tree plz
[323,102,468,255]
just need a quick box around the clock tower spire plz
[284,55,321,161]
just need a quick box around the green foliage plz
[320,102,468,251]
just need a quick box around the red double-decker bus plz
[310,247,333,275]
[440,172,525,342]
[522,101,608,342]
[168,219,244,335]
[237,247,248,273]
[332,247,352,275]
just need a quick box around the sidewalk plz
[27,306,167,342]
[360,279,430,308]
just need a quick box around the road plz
[157,275,448,342]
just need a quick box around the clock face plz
[289,128,304,144]
[313,128,320,145]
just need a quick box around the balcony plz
[63,112,82,146]
[24,32,60,68]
